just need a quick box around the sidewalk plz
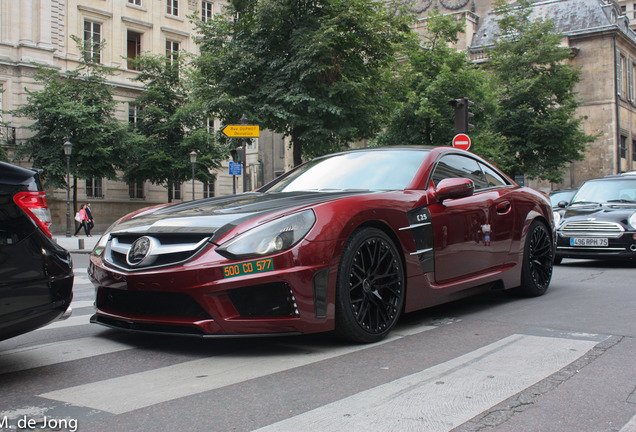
[53,234,100,254]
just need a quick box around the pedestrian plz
[85,202,94,237]
[73,204,89,236]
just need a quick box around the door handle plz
[496,201,511,214]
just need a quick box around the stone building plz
[0,0,288,234]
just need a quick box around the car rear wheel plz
[518,220,553,297]
[335,227,405,343]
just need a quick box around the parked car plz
[89,147,554,343]
[549,188,577,209]
[554,172,636,263]
[0,161,73,341]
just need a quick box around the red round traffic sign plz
[452,133,471,150]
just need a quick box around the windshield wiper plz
[570,201,600,206]
[606,199,636,204]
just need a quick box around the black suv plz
[0,161,73,341]
[554,172,636,262]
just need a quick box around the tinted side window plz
[479,162,509,187]
[432,155,488,189]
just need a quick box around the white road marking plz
[0,337,135,375]
[254,334,602,432]
[35,314,91,331]
[39,324,437,414]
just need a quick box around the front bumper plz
[556,231,636,260]
[88,239,338,337]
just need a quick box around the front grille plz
[559,221,624,238]
[105,233,211,271]
[97,287,210,319]
[228,283,299,317]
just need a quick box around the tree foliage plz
[12,37,131,189]
[126,54,225,202]
[192,0,415,166]
[374,11,499,149]
[487,0,595,182]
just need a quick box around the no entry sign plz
[452,133,471,151]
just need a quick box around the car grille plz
[97,287,211,319]
[559,221,624,237]
[104,233,211,271]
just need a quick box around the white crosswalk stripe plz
[38,323,438,414]
[0,337,135,374]
[254,333,602,432]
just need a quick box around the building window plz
[128,104,139,125]
[202,1,213,22]
[629,61,636,103]
[618,53,627,98]
[203,179,215,198]
[128,0,142,5]
[172,183,182,200]
[166,40,180,65]
[167,0,178,16]
[129,181,144,199]
[620,135,627,159]
[127,31,142,70]
[86,177,103,198]
[84,20,102,63]
[632,140,636,162]
[621,5,626,13]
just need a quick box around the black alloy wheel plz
[518,220,553,297]
[335,227,405,343]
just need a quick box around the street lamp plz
[189,150,197,200]
[63,140,73,237]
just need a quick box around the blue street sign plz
[229,161,242,176]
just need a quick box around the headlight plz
[553,212,562,228]
[92,217,125,256]
[217,210,316,259]
[629,212,636,230]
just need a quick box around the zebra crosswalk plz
[0,267,623,431]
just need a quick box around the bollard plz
[78,238,85,250]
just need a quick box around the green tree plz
[126,53,225,202]
[13,37,132,191]
[374,11,500,149]
[488,0,594,182]
[192,0,414,166]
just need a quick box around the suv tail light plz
[13,191,53,238]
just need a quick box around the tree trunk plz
[291,127,303,167]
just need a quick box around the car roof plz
[586,172,636,181]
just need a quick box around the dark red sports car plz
[89,147,554,343]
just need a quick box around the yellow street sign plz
[221,124,260,138]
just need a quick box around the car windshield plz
[571,179,636,204]
[263,149,430,193]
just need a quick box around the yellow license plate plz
[223,258,274,278]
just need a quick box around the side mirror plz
[435,178,475,202]
[557,200,569,208]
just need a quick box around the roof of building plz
[471,0,636,48]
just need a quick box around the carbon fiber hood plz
[110,190,368,241]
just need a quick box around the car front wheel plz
[335,227,405,343]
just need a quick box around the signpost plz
[229,161,242,176]
[221,124,260,139]
[223,119,260,194]
[452,133,471,151]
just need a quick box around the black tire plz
[518,220,553,297]
[335,227,405,343]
